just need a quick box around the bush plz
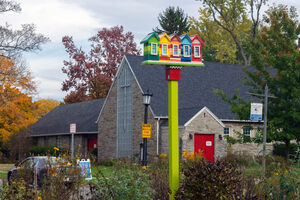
[29,146,66,157]
[147,155,169,200]
[90,160,155,200]
[175,159,257,199]
[256,170,300,199]
[273,143,299,160]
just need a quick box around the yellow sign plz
[142,123,151,138]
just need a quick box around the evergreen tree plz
[153,6,190,35]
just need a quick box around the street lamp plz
[142,89,152,166]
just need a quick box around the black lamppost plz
[142,90,152,166]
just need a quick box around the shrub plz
[256,170,300,199]
[273,143,299,160]
[175,159,257,199]
[29,145,66,157]
[90,160,155,200]
[147,155,169,200]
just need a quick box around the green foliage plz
[29,145,66,157]
[90,160,155,200]
[153,6,190,35]
[175,159,257,199]
[256,168,300,199]
[273,143,299,159]
[148,157,169,200]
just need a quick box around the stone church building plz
[96,55,271,161]
[30,55,273,161]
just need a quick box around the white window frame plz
[183,45,190,57]
[173,44,179,57]
[161,44,168,56]
[150,43,158,55]
[243,127,252,137]
[194,46,201,58]
[224,127,230,136]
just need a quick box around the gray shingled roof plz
[126,55,257,125]
[30,99,105,136]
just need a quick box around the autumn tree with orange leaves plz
[62,25,140,104]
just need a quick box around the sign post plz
[70,123,76,159]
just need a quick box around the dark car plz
[7,156,63,187]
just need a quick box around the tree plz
[0,0,49,59]
[62,25,140,103]
[247,5,300,160]
[216,5,300,161]
[194,0,266,66]
[189,8,251,64]
[153,6,190,35]
[33,99,60,119]
[0,58,37,141]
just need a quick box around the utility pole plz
[248,84,276,177]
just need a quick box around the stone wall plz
[183,108,227,159]
[228,143,273,157]
[98,78,118,160]
[222,121,263,139]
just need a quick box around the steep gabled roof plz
[190,34,206,46]
[180,34,192,43]
[140,32,160,44]
[159,33,171,42]
[125,55,258,125]
[30,99,105,136]
[169,33,181,42]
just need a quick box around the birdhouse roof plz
[140,32,160,44]
[190,34,206,46]
[159,33,171,42]
[169,33,181,42]
[180,34,192,43]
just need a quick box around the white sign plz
[70,123,76,133]
[77,159,92,180]
[206,141,212,146]
[250,103,263,120]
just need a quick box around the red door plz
[194,134,214,162]
[88,138,97,152]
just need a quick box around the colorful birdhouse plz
[159,33,171,61]
[190,35,205,62]
[180,34,192,62]
[141,32,204,67]
[169,33,181,62]
[140,32,160,61]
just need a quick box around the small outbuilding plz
[30,99,105,156]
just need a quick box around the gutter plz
[31,131,98,137]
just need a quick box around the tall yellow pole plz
[168,80,179,199]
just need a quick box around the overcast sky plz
[1,0,299,101]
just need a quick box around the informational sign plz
[70,123,76,133]
[142,123,151,138]
[77,159,92,180]
[250,103,263,120]
[206,141,212,146]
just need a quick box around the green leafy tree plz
[216,5,300,161]
[153,6,190,35]
[192,0,266,66]
[247,4,300,160]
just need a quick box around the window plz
[183,45,190,57]
[173,44,179,56]
[243,127,251,142]
[224,127,230,135]
[194,46,200,58]
[162,44,168,56]
[150,43,158,55]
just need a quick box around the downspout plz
[156,117,160,155]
